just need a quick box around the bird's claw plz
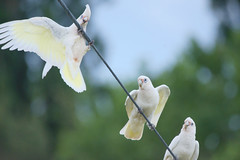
[88,40,94,46]
[147,123,155,131]
[85,41,94,52]
[138,108,143,114]
[77,28,84,35]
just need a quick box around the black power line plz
[57,0,177,159]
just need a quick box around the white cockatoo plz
[0,4,91,93]
[163,117,199,160]
[120,75,170,140]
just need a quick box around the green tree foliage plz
[52,31,240,160]
[0,0,240,160]
[211,0,240,39]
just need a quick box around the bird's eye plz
[80,16,88,23]
[144,78,147,83]
[191,123,194,126]
[83,17,88,23]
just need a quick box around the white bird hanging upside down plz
[163,117,199,160]
[120,75,170,140]
[0,4,91,93]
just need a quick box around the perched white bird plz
[0,4,91,93]
[163,117,199,160]
[120,75,170,140]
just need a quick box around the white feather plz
[0,27,10,33]
[0,36,11,45]
[0,21,13,28]
[16,40,26,51]
[42,62,52,79]
[0,31,10,39]
[9,44,18,51]
[2,39,14,49]
[0,4,91,93]
[151,84,170,127]
[163,117,199,160]
[120,75,170,140]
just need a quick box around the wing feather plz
[125,90,138,118]
[0,31,10,39]
[0,27,10,33]
[190,141,199,160]
[0,36,11,44]
[10,44,18,51]
[0,22,13,29]
[2,39,14,49]
[60,60,86,93]
[0,17,67,68]
[163,136,180,160]
[151,84,170,127]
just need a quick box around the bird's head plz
[182,117,196,133]
[138,75,153,90]
[77,4,91,30]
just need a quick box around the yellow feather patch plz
[60,61,86,93]
[12,21,66,67]
[125,121,144,140]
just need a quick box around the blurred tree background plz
[0,0,240,160]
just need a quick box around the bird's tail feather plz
[120,120,144,140]
[120,122,128,135]
[42,62,52,79]
[60,60,86,93]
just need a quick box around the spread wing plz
[163,135,180,160]
[190,141,199,160]
[0,17,67,68]
[125,90,138,118]
[151,84,170,127]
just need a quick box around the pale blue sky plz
[87,0,219,84]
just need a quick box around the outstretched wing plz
[0,17,67,68]
[125,90,138,118]
[151,84,170,127]
[163,136,179,160]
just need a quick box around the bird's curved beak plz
[184,121,190,130]
[138,78,144,88]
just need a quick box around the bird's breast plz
[72,36,87,54]
[64,35,88,65]
[175,136,195,159]
[137,90,159,106]
[136,90,159,116]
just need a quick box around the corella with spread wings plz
[0,4,91,93]
[163,117,199,160]
[120,75,170,140]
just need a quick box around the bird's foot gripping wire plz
[147,123,155,131]
[137,108,143,115]
[77,28,84,35]
[88,40,94,46]
[85,40,94,52]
